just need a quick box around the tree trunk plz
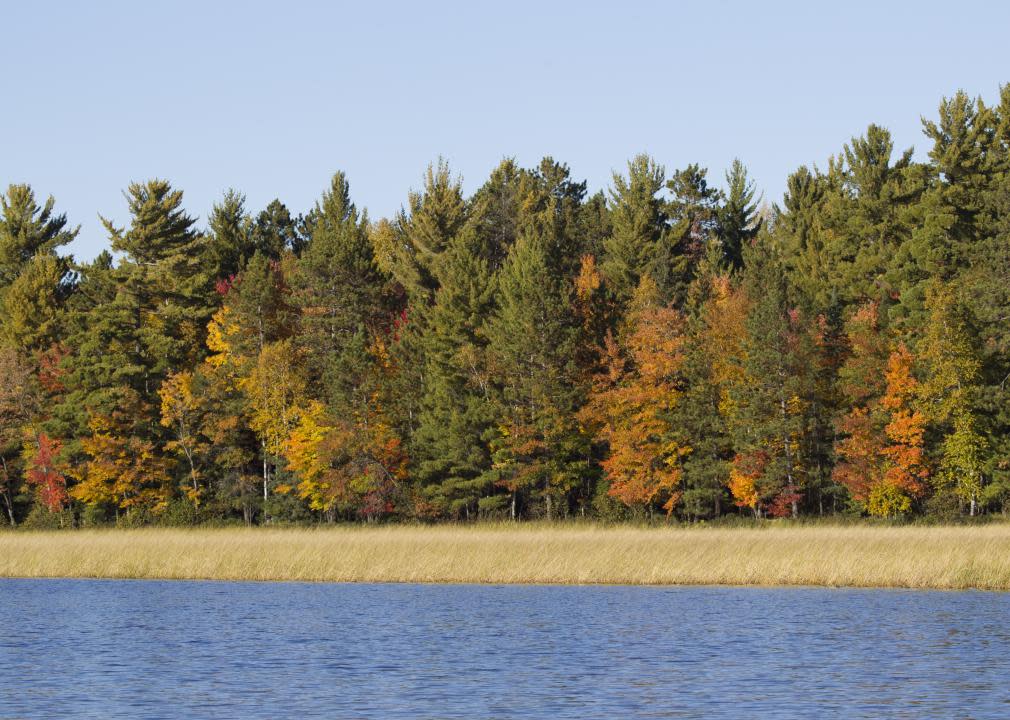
[2,490,13,526]
[0,456,15,526]
[183,446,198,498]
[779,394,798,519]
[262,443,269,501]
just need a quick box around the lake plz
[1,579,1008,718]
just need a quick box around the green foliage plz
[293,171,387,411]
[0,184,76,288]
[7,84,1010,525]
[601,154,667,302]
[716,159,762,270]
[205,190,253,281]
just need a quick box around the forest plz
[1,87,1008,527]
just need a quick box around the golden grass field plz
[2,524,1010,589]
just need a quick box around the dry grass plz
[2,524,1010,589]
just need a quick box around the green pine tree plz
[205,190,254,281]
[716,159,762,271]
[293,172,387,412]
[601,154,667,303]
[411,228,497,518]
[485,217,589,520]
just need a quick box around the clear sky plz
[3,0,1009,260]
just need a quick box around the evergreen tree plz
[466,158,528,273]
[662,164,721,304]
[0,347,39,523]
[379,162,467,457]
[485,218,588,519]
[205,190,253,281]
[728,237,816,517]
[293,172,387,412]
[0,253,67,352]
[102,180,212,384]
[0,184,77,355]
[411,228,496,518]
[58,255,148,438]
[0,184,76,288]
[379,160,466,302]
[778,165,832,307]
[716,159,762,271]
[251,199,301,259]
[673,256,735,519]
[601,154,667,302]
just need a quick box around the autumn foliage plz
[3,87,1010,525]
[24,434,67,514]
[582,278,690,514]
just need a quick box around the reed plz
[2,524,1010,589]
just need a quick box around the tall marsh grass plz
[2,524,1010,589]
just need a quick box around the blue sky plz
[3,0,1009,260]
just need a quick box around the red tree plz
[25,433,68,514]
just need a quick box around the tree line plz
[2,87,1009,526]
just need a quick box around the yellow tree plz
[284,404,407,521]
[283,337,408,521]
[920,283,986,515]
[158,370,206,504]
[243,339,306,503]
[700,275,750,511]
[703,275,750,436]
[71,411,171,518]
[283,400,332,511]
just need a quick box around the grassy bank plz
[2,524,1010,589]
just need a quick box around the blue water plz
[1,580,1008,718]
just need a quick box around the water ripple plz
[0,579,1008,718]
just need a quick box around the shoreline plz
[3,524,1010,590]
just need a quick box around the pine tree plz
[59,273,149,437]
[601,154,667,302]
[204,190,253,282]
[779,166,831,307]
[411,228,497,518]
[485,219,588,519]
[662,164,720,304]
[0,347,39,523]
[380,162,468,461]
[0,252,67,352]
[102,180,212,384]
[251,199,301,259]
[466,158,528,273]
[0,184,76,288]
[716,159,762,271]
[378,160,466,302]
[293,172,387,411]
[0,184,77,355]
[728,237,816,517]
[673,257,736,519]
